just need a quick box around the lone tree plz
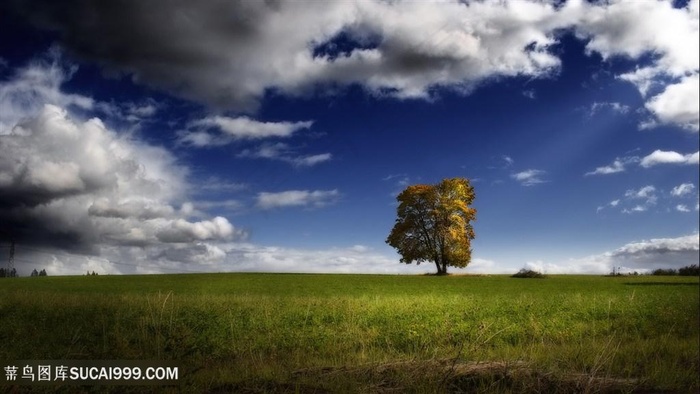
[386,177,476,275]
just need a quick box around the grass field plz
[0,273,698,393]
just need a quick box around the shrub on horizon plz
[512,268,546,278]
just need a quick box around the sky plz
[0,0,698,276]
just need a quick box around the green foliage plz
[652,265,700,276]
[0,267,17,277]
[0,274,697,392]
[679,264,700,276]
[387,177,476,274]
[652,268,678,276]
[512,268,546,278]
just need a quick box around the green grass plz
[1,274,698,393]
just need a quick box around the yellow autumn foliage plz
[386,177,476,275]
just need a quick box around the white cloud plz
[155,217,238,243]
[623,186,657,212]
[547,233,700,274]
[640,150,699,168]
[10,0,698,132]
[585,156,639,176]
[10,0,572,111]
[605,233,699,269]
[96,98,160,124]
[598,185,659,214]
[522,260,610,275]
[605,183,700,214]
[0,105,243,253]
[574,1,698,73]
[511,169,546,186]
[13,242,501,276]
[218,244,405,274]
[671,183,695,197]
[0,49,93,134]
[214,244,500,275]
[0,58,245,265]
[205,116,312,139]
[622,205,648,214]
[237,142,332,167]
[588,101,630,117]
[571,0,699,131]
[596,198,621,213]
[178,116,313,147]
[625,185,656,200]
[644,74,700,132]
[256,189,340,210]
[293,153,333,167]
[675,204,690,212]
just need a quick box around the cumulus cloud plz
[0,105,242,254]
[256,189,340,210]
[534,233,700,274]
[596,185,661,214]
[216,244,403,274]
[572,0,699,131]
[0,57,244,266]
[625,185,656,201]
[0,49,93,134]
[621,186,657,214]
[511,169,546,186]
[604,233,699,269]
[178,116,314,147]
[196,244,499,275]
[640,150,699,168]
[8,0,698,132]
[156,217,238,243]
[8,0,697,131]
[644,74,700,131]
[601,183,700,214]
[671,183,695,197]
[7,0,572,111]
[522,259,611,275]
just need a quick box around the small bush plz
[679,264,700,276]
[512,268,546,278]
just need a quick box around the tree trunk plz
[435,258,448,275]
[434,260,442,275]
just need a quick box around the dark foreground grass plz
[0,273,698,393]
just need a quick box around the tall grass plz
[0,274,697,392]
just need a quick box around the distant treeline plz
[0,268,17,277]
[0,268,46,277]
[607,264,699,277]
[651,264,699,276]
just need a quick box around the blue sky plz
[0,0,697,275]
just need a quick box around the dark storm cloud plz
[8,0,278,110]
[6,0,697,128]
[0,104,241,252]
[5,0,570,111]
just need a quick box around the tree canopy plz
[386,177,476,275]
